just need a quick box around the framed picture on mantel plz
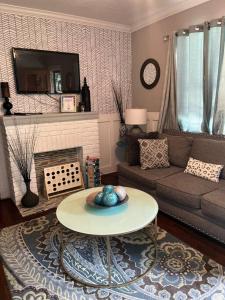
[61,96,77,112]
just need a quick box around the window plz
[175,21,225,135]
[176,31,204,132]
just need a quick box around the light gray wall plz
[132,0,225,112]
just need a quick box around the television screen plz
[12,48,80,94]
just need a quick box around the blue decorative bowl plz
[86,191,128,208]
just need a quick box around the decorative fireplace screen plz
[44,161,84,199]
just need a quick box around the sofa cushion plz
[127,132,158,166]
[118,162,183,190]
[156,173,225,209]
[201,188,225,224]
[190,138,225,179]
[161,134,193,168]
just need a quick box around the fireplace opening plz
[34,147,83,198]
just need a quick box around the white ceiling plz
[0,0,210,31]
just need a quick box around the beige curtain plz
[158,33,180,133]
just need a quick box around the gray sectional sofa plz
[118,131,225,244]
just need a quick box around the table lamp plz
[125,108,147,135]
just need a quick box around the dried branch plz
[112,82,126,124]
[7,119,38,182]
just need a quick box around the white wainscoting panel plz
[99,113,120,174]
[147,112,160,132]
[0,126,11,199]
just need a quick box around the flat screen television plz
[12,48,80,94]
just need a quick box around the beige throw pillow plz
[184,157,223,183]
[138,138,170,169]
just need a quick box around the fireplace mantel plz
[1,112,100,207]
[0,112,98,126]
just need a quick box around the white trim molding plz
[0,3,130,32]
[131,0,211,32]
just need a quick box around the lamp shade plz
[125,109,147,125]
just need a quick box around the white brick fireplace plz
[0,112,100,206]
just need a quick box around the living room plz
[0,0,225,299]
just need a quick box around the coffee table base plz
[59,218,158,288]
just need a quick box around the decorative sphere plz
[103,185,114,194]
[94,192,104,205]
[115,186,127,201]
[103,192,118,207]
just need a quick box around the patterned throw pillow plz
[127,132,159,166]
[138,138,170,169]
[184,157,224,182]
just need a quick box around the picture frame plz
[61,95,77,112]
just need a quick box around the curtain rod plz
[163,16,224,41]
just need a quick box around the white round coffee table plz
[56,186,158,287]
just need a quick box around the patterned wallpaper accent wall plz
[0,12,131,114]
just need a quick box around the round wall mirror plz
[140,58,160,89]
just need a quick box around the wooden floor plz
[0,172,225,300]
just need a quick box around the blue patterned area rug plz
[0,213,224,300]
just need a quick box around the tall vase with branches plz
[7,121,39,208]
[112,82,128,137]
